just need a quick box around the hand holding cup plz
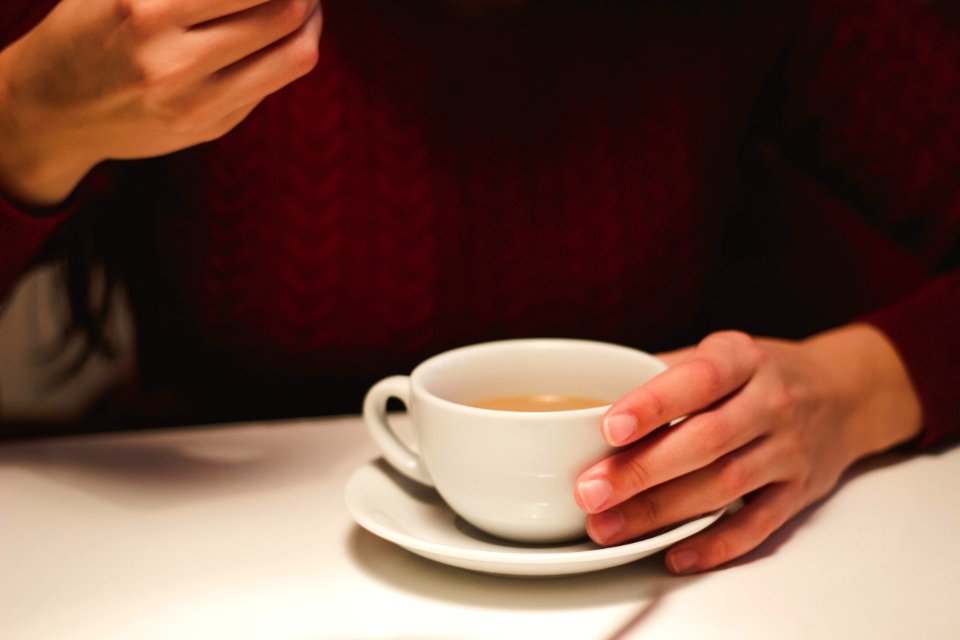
[575,327,922,574]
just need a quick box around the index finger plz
[177,0,277,27]
[602,331,761,446]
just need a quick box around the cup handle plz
[362,375,434,486]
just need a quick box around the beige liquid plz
[469,393,609,412]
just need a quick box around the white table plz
[2,416,959,640]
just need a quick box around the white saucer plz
[344,459,728,577]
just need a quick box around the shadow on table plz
[0,425,334,509]
[348,522,697,615]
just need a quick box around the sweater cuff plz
[860,271,960,450]
[0,194,76,300]
[0,163,118,300]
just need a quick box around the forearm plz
[0,36,96,207]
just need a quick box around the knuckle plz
[698,413,734,457]
[639,387,668,425]
[622,455,653,492]
[705,330,762,366]
[279,0,312,31]
[291,36,320,75]
[630,494,661,526]
[718,457,750,497]
[766,380,796,416]
[116,0,165,34]
[139,58,190,91]
[688,357,723,397]
[706,534,733,566]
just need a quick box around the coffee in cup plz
[469,393,608,412]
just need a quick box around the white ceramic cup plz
[362,338,667,544]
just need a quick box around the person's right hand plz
[0,0,323,206]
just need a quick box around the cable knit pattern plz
[1,1,958,439]
[785,0,960,259]
[145,2,736,379]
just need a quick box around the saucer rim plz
[344,460,728,567]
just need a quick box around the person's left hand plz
[574,326,922,574]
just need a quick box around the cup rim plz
[409,338,666,419]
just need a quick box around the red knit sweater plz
[2,1,958,445]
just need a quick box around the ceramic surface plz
[362,338,668,543]
[344,460,728,577]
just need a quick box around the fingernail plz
[577,478,613,512]
[668,549,699,574]
[588,510,624,543]
[604,413,638,445]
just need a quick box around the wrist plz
[0,42,97,207]
[804,324,922,462]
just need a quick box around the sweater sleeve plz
[861,274,960,449]
[777,0,960,448]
